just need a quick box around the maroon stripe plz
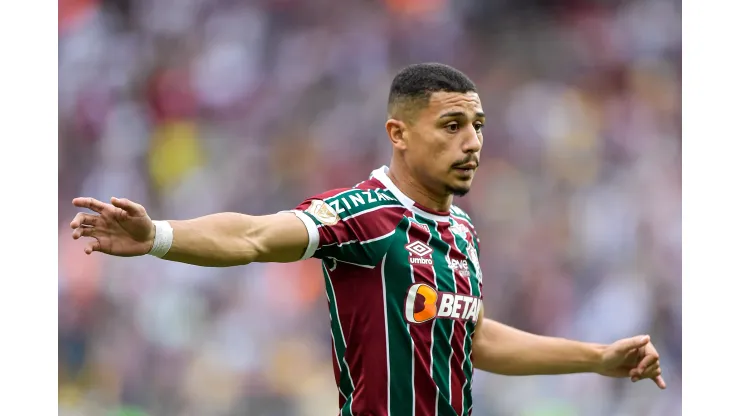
[318,221,355,247]
[449,323,464,415]
[329,264,389,415]
[358,177,386,190]
[295,188,353,206]
[407,221,438,416]
[438,225,472,415]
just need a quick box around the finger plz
[653,375,667,390]
[111,197,145,217]
[617,335,650,353]
[70,213,98,229]
[73,197,108,214]
[636,353,659,374]
[84,240,101,255]
[72,226,96,240]
[631,361,661,380]
[643,363,662,379]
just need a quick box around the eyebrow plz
[438,111,486,119]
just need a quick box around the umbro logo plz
[405,241,433,265]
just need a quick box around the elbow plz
[220,213,263,265]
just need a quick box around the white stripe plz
[363,228,396,245]
[328,257,375,269]
[381,254,391,416]
[371,166,450,223]
[324,263,356,412]
[405,220,416,416]
[285,210,320,260]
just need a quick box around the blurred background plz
[58,0,682,414]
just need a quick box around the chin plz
[447,183,472,197]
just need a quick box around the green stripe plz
[323,263,355,414]
[419,217,456,416]
[384,217,415,416]
[449,220,480,415]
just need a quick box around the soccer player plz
[70,63,665,416]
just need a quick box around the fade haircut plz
[387,63,477,121]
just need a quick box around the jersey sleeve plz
[284,188,406,267]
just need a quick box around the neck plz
[387,158,453,213]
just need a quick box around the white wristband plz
[148,220,174,258]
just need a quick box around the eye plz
[474,122,485,132]
[445,122,459,133]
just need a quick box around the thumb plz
[111,197,146,217]
[616,335,650,353]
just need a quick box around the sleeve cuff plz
[284,210,320,260]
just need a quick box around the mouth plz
[452,163,477,177]
[453,163,478,172]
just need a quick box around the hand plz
[70,197,155,256]
[596,335,666,389]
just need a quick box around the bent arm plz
[472,306,605,376]
[162,212,314,267]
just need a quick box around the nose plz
[461,125,482,154]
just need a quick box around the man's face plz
[404,91,484,197]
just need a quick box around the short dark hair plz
[387,63,477,118]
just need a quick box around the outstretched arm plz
[471,306,666,388]
[70,197,313,267]
[162,212,310,266]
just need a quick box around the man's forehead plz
[425,91,483,116]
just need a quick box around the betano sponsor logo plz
[405,241,433,265]
[404,283,481,324]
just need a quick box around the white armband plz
[148,220,174,258]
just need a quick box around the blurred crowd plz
[58,0,682,414]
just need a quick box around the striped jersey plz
[287,166,483,416]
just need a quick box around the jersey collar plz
[371,166,450,223]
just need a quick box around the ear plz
[386,118,409,151]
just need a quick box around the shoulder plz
[296,184,406,227]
